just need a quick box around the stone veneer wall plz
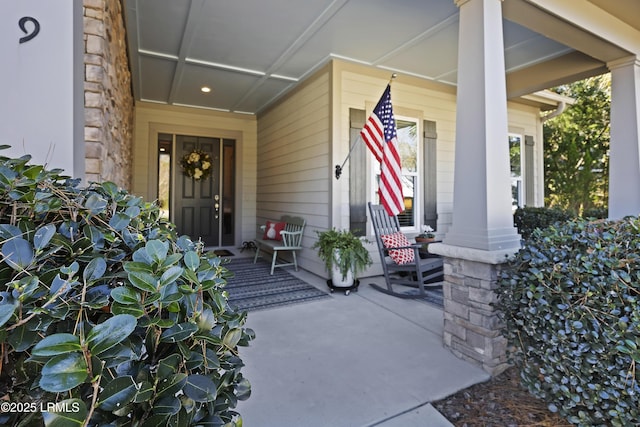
[83,0,133,188]
[442,257,509,375]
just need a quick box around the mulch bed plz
[433,367,572,426]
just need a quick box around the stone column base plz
[430,243,517,375]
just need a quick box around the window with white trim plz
[509,133,524,210]
[372,117,421,231]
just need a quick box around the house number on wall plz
[18,16,40,44]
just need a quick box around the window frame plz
[369,115,422,234]
[509,132,525,210]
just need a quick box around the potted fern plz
[312,229,372,291]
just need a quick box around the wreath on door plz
[180,149,212,180]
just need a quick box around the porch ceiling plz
[123,0,638,115]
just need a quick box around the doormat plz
[213,249,234,257]
[223,257,330,312]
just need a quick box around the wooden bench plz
[253,216,306,275]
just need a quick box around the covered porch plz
[224,251,487,426]
[3,0,640,382]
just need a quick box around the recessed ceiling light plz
[201,86,211,93]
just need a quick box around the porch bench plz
[253,215,306,275]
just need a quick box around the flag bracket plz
[334,73,397,180]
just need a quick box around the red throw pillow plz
[380,232,415,265]
[263,221,286,241]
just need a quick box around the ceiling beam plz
[503,0,632,63]
[524,0,640,55]
[506,51,608,98]
[167,0,206,105]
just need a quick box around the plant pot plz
[330,249,355,288]
[331,265,354,288]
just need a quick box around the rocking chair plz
[368,202,443,298]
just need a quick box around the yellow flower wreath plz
[180,149,212,180]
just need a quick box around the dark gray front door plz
[173,135,235,247]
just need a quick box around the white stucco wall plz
[0,0,84,178]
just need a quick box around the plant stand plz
[326,279,360,296]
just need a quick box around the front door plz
[172,135,235,247]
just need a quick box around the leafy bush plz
[496,217,640,426]
[513,206,574,240]
[0,149,254,426]
[582,207,608,220]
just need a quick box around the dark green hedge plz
[513,206,574,240]
[497,217,640,426]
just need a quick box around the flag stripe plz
[359,85,404,216]
[361,116,383,162]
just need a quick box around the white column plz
[443,0,521,252]
[608,56,640,220]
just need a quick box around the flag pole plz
[335,73,397,179]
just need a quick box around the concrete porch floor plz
[228,252,490,426]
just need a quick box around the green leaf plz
[83,225,105,248]
[2,238,34,270]
[34,224,56,251]
[125,205,141,218]
[183,374,217,402]
[204,348,220,369]
[109,213,131,231]
[139,415,171,427]
[39,353,88,392]
[158,354,181,380]
[23,165,43,179]
[85,194,108,215]
[32,333,82,356]
[160,283,182,304]
[223,328,243,349]
[133,380,154,403]
[154,396,181,416]
[127,271,158,292]
[162,253,183,268]
[123,261,154,273]
[86,314,137,355]
[97,376,138,412]
[0,293,18,327]
[156,373,187,398]
[184,251,200,271]
[0,224,22,240]
[83,257,107,283]
[146,240,168,263]
[100,181,119,197]
[8,323,39,351]
[160,266,184,287]
[140,317,175,328]
[160,322,198,343]
[42,399,87,427]
[0,165,18,184]
[196,308,216,332]
[111,286,141,305]
[236,377,252,401]
[17,276,40,300]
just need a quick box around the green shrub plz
[496,217,640,426]
[0,149,254,426]
[513,206,574,240]
[582,207,608,220]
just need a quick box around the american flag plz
[360,84,404,216]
